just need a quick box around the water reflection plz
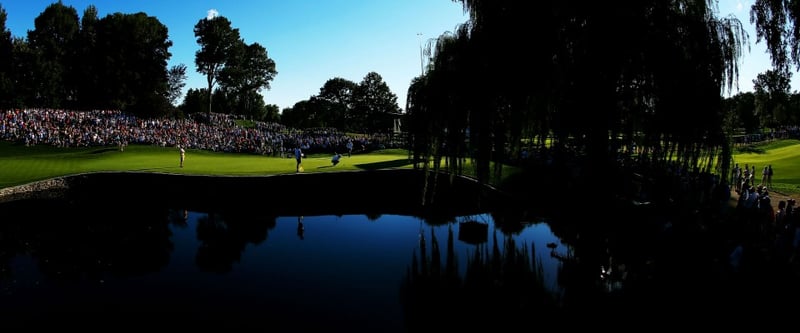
[0,198,564,329]
[194,211,277,273]
[402,224,559,331]
[297,216,305,240]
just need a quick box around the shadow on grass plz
[127,167,175,172]
[354,159,412,170]
[86,148,119,155]
[736,145,766,154]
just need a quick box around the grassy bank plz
[4,138,800,197]
[732,139,800,196]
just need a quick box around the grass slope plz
[0,141,413,189]
[5,139,799,196]
[733,139,800,195]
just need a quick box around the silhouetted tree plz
[94,12,172,117]
[262,103,281,123]
[753,69,792,127]
[409,0,747,204]
[0,5,13,109]
[217,40,277,117]
[316,77,358,130]
[723,92,760,134]
[167,63,188,107]
[75,5,100,110]
[180,88,209,114]
[9,37,35,108]
[26,2,80,108]
[194,15,240,114]
[353,71,401,133]
[751,0,800,71]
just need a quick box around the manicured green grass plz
[10,137,798,195]
[0,141,414,189]
[732,139,800,195]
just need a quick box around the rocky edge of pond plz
[0,177,70,203]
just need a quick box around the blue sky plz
[2,0,468,111]
[719,0,800,96]
[1,1,797,112]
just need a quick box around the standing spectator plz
[179,145,186,168]
[768,164,774,188]
[762,165,769,187]
[743,164,750,191]
[294,146,303,172]
[346,139,353,157]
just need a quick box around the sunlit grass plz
[733,139,800,195]
[0,141,413,189]
[7,138,796,195]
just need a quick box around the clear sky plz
[1,1,797,112]
[2,0,469,111]
[720,0,800,96]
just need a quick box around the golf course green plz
[0,141,414,189]
[2,138,800,196]
[731,139,800,195]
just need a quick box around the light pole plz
[417,33,423,75]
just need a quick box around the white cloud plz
[736,1,744,12]
[206,9,219,20]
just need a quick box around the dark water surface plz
[0,198,564,330]
[6,171,800,329]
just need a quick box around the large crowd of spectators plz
[0,109,395,156]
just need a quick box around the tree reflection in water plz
[0,195,643,330]
[0,199,175,281]
[195,210,277,273]
[401,225,558,330]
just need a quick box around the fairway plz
[0,141,413,189]
[732,139,800,195]
[5,139,800,195]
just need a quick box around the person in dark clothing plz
[294,147,303,172]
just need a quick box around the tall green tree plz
[353,71,401,133]
[180,88,209,115]
[281,99,322,129]
[787,92,800,124]
[753,69,792,127]
[316,77,358,130]
[194,15,240,114]
[27,1,80,108]
[723,92,759,133]
[95,12,172,116]
[76,5,100,110]
[0,4,13,109]
[167,63,188,107]
[411,0,747,195]
[751,0,800,71]
[263,104,280,123]
[10,37,35,108]
[217,40,277,117]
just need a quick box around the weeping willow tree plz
[400,226,555,330]
[406,0,747,204]
[406,26,476,204]
[751,0,800,72]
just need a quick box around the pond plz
[0,197,566,331]
[3,170,798,329]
